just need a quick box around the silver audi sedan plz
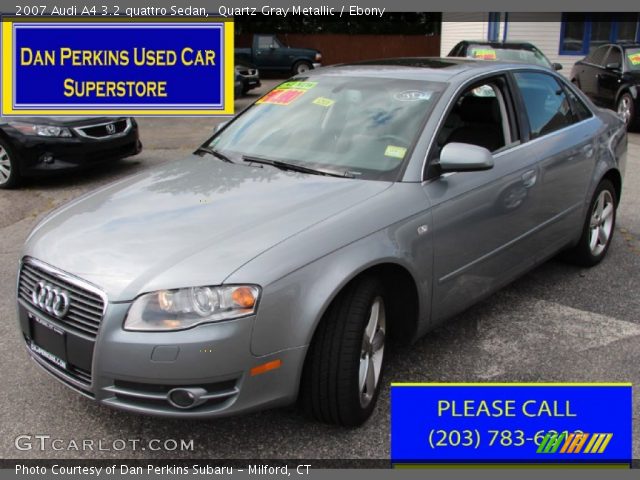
[16,59,626,426]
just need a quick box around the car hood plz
[24,155,391,301]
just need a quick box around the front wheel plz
[0,139,21,189]
[565,179,617,267]
[300,276,387,426]
[617,93,636,130]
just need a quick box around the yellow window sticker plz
[384,145,407,159]
[628,53,640,65]
[312,97,335,107]
[279,81,317,90]
[471,49,497,60]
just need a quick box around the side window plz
[585,46,609,66]
[564,85,593,121]
[257,35,277,50]
[605,47,622,67]
[514,72,576,139]
[436,77,516,154]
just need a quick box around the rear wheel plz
[292,61,312,75]
[0,139,20,189]
[565,179,617,267]
[301,276,387,426]
[617,93,636,130]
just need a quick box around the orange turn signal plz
[232,286,257,308]
[250,359,282,376]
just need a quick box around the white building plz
[441,13,640,76]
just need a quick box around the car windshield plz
[625,48,640,70]
[208,76,446,181]
[467,45,552,68]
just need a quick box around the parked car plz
[448,40,563,71]
[235,34,322,75]
[16,59,625,426]
[0,116,141,189]
[570,42,640,129]
[235,61,261,97]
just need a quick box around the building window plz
[487,13,501,42]
[559,14,640,55]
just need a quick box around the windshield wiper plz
[242,155,354,179]
[194,146,235,164]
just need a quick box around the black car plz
[0,116,141,188]
[448,40,563,71]
[235,61,261,97]
[570,43,640,129]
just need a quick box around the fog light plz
[167,387,208,409]
[168,389,196,408]
[40,153,54,164]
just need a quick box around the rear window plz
[626,48,640,70]
[467,45,552,68]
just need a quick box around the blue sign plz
[1,20,234,116]
[391,383,632,464]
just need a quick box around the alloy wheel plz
[617,96,632,126]
[0,145,12,185]
[589,190,614,257]
[358,296,386,408]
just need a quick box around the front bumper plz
[17,275,305,418]
[5,121,141,177]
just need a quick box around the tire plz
[565,179,617,267]
[292,61,312,76]
[0,139,21,189]
[617,92,636,130]
[300,276,387,426]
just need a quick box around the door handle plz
[521,170,537,188]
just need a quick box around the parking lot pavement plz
[1,96,639,459]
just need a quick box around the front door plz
[424,76,540,323]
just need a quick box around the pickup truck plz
[235,34,322,75]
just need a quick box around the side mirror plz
[605,62,621,71]
[438,143,494,173]
[552,63,563,71]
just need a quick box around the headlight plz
[315,53,322,62]
[9,122,73,138]
[124,285,260,331]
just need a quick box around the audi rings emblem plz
[31,281,70,318]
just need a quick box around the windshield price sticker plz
[385,145,407,159]
[471,49,497,60]
[628,53,640,65]
[312,97,335,107]
[257,88,306,106]
[279,81,317,90]
[391,383,632,465]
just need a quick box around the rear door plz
[578,46,610,104]
[598,45,623,108]
[511,70,599,262]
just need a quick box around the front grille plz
[18,260,106,339]
[75,119,130,139]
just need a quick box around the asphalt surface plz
[1,80,639,460]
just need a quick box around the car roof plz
[305,57,550,83]
[458,40,539,49]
